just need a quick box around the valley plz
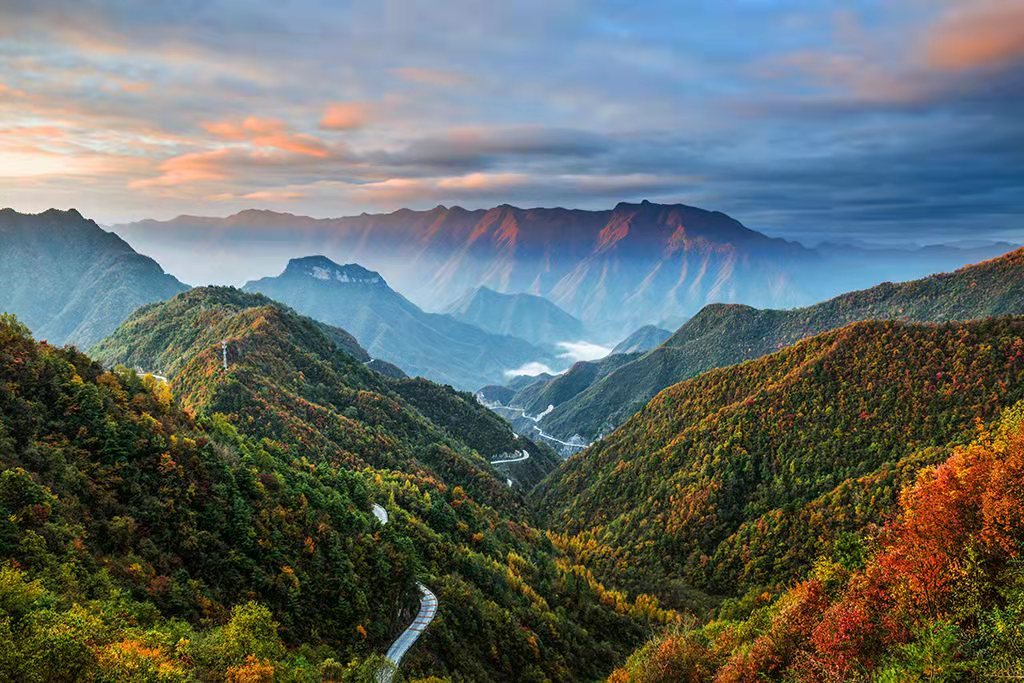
[3,3,1022,679]
[1,204,1022,681]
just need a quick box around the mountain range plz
[499,247,1024,441]
[113,202,1014,342]
[0,208,187,348]
[4,202,1024,680]
[241,255,555,389]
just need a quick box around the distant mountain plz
[533,316,1024,609]
[444,286,585,346]
[534,247,1024,441]
[0,208,187,347]
[113,201,816,340]
[610,325,672,355]
[814,239,1020,294]
[242,255,554,390]
[114,203,1016,342]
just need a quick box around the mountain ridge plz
[112,201,824,339]
[242,255,555,390]
[0,207,188,348]
[534,315,1024,610]
[113,201,1016,345]
[530,246,1024,441]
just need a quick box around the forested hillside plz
[610,401,1024,681]
[80,290,668,679]
[536,247,1024,441]
[534,317,1024,614]
[91,287,529,507]
[390,377,562,489]
[512,353,639,418]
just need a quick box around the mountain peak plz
[283,255,387,286]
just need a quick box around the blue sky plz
[0,0,1021,242]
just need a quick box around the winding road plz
[477,397,590,453]
[531,426,589,451]
[489,449,530,465]
[372,503,438,683]
[383,583,438,676]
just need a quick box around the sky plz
[0,0,1021,242]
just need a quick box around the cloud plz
[130,149,231,188]
[504,361,557,379]
[346,171,691,207]
[202,116,330,157]
[379,126,609,171]
[320,102,370,130]
[0,125,66,140]
[210,189,306,201]
[557,341,611,362]
[924,2,1024,73]
[241,189,305,201]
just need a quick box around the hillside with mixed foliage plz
[390,376,562,489]
[534,317,1024,614]
[81,290,668,679]
[536,247,1024,441]
[0,208,187,349]
[92,286,533,509]
[610,401,1024,681]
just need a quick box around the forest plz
[535,317,1024,612]
[0,310,668,681]
[8,279,1024,681]
[610,400,1024,680]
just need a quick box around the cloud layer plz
[0,0,1020,242]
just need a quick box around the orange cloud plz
[202,116,329,157]
[320,102,369,130]
[924,2,1024,72]
[0,125,66,140]
[130,149,231,188]
[0,82,27,98]
[242,189,305,201]
[437,172,529,191]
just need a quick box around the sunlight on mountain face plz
[557,340,611,362]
